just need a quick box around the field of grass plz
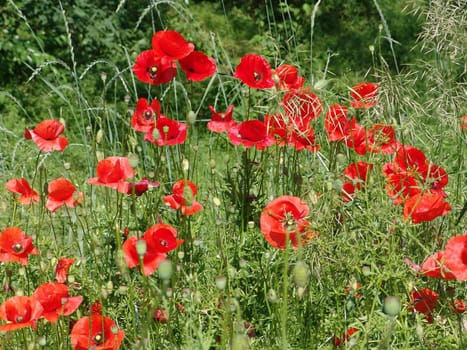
[0,0,465,349]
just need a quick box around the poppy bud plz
[152,128,161,142]
[64,162,71,170]
[267,288,278,303]
[182,159,189,173]
[187,110,196,124]
[293,261,311,288]
[158,259,172,280]
[383,296,401,316]
[127,153,139,168]
[96,129,104,144]
[136,240,147,256]
[215,276,227,290]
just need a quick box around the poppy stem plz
[280,240,290,349]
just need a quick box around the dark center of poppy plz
[253,71,261,82]
[160,239,168,247]
[15,315,24,323]
[12,243,24,253]
[148,66,158,79]
[93,333,103,345]
[144,110,153,120]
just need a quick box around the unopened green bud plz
[215,276,227,290]
[136,239,147,256]
[158,259,172,280]
[152,128,161,142]
[187,110,196,124]
[293,261,311,288]
[128,153,139,168]
[383,296,401,317]
[96,129,104,144]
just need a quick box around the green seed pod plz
[96,129,104,144]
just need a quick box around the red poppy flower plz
[461,115,467,130]
[233,54,274,89]
[0,296,43,332]
[153,308,169,323]
[24,119,68,152]
[228,119,275,150]
[207,105,236,133]
[332,327,358,348]
[88,301,102,316]
[452,299,466,313]
[403,191,451,224]
[144,117,187,146]
[272,64,305,91]
[122,223,182,276]
[133,50,177,85]
[264,114,288,145]
[125,178,159,197]
[260,195,318,250]
[408,288,438,322]
[325,104,351,142]
[287,126,320,153]
[382,163,421,205]
[131,98,161,133]
[350,82,379,109]
[46,178,83,212]
[70,314,125,350]
[341,162,373,202]
[344,119,368,155]
[367,124,399,154]
[420,251,456,280]
[0,227,39,266]
[163,180,203,216]
[393,145,428,175]
[87,156,135,193]
[444,234,467,281]
[151,30,194,61]
[33,282,82,322]
[179,51,216,81]
[55,257,75,283]
[6,178,40,205]
[424,164,448,197]
[282,89,322,125]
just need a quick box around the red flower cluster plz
[0,282,82,331]
[382,145,450,223]
[122,223,183,276]
[133,30,216,84]
[324,104,399,155]
[260,195,318,250]
[350,82,379,109]
[131,97,187,146]
[163,180,203,215]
